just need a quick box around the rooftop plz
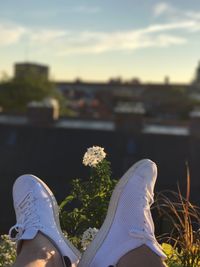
[0,114,190,136]
[143,124,189,136]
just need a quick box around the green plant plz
[0,73,66,113]
[0,235,16,267]
[59,146,117,249]
[157,166,200,267]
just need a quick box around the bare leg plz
[117,245,167,267]
[13,232,64,267]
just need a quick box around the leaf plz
[59,195,74,210]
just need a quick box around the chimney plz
[164,76,170,85]
[114,102,145,133]
[27,98,59,125]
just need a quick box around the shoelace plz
[9,191,40,241]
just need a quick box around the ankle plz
[15,233,65,267]
[117,245,166,267]
[23,233,63,259]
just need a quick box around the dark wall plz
[0,123,198,234]
[0,124,120,233]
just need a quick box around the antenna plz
[24,41,29,63]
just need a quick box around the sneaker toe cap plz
[13,174,44,205]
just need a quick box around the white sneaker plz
[78,159,167,267]
[9,174,81,267]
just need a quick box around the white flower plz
[82,146,106,167]
[0,235,16,266]
[81,227,99,251]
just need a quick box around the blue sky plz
[1,0,200,83]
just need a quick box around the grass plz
[155,163,200,267]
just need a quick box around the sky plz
[0,0,200,83]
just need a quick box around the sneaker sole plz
[25,175,81,259]
[78,159,155,267]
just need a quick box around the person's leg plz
[9,174,81,267]
[116,245,167,267]
[79,159,167,267]
[13,232,64,267]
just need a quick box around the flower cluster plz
[83,146,106,167]
[0,235,16,267]
[81,227,99,251]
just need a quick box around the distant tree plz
[0,71,10,82]
[0,72,66,113]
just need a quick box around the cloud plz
[153,2,172,17]
[29,29,68,44]
[186,11,200,20]
[153,1,200,24]
[0,21,189,55]
[0,22,26,46]
[136,21,197,34]
[22,2,200,56]
[56,28,187,55]
[1,5,200,56]
[152,34,186,47]
[20,17,195,56]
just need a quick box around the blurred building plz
[194,61,200,86]
[14,62,49,80]
[12,61,196,121]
